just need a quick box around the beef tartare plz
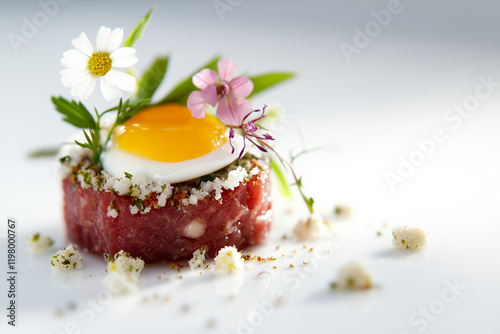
[60,154,271,262]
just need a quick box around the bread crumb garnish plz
[214,246,244,274]
[334,204,353,219]
[392,225,428,250]
[189,248,207,270]
[50,245,82,270]
[241,255,276,262]
[60,152,262,215]
[331,261,373,291]
[103,250,144,294]
[28,233,54,254]
[293,213,329,240]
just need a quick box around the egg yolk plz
[113,104,228,162]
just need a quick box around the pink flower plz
[229,105,275,161]
[187,58,254,125]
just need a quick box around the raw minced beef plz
[62,154,272,262]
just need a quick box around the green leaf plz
[271,158,292,198]
[158,56,220,105]
[135,56,169,102]
[248,73,295,98]
[27,146,59,158]
[124,7,154,48]
[51,96,96,129]
[114,98,150,126]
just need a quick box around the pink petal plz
[229,76,254,98]
[187,91,207,118]
[200,85,218,106]
[218,58,237,82]
[216,95,252,125]
[192,69,218,90]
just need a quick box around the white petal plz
[100,75,123,101]
[97,26,123,53]
[71,32,94,57]
[61,49,88,69]
[96,26,111,51]
[107,28,124,52]
[105,70,136,92]
[60,67,89,87]
[71,73,97,100]
[66,70,91,89]
[110,47,138,68]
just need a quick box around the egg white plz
[101,131,246,183]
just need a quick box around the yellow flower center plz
[87,52,112,77]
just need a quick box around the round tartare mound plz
[61,155,272,262]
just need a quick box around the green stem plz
[257,139,314,214]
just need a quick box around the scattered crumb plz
[334,204,353,219]
[276,245,281,250]
[392,225,428,250]
[214,246,244,274]
[102,250,144,294]
[188,248,206,270]
[206,318,217,329]
[28,233,54,254]
[293,213,324,240]
[106,206,118,218]
[170,261,185,273]
[66,302,76,311]
[50,245,83,270]
[331,261,373,291]
[376,231,383,236]
[273,266,277,269]
[289,264,295,268]
[241,255,276,262]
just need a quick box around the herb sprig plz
[51,96,148,167]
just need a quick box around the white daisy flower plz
[60,26,138,101]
